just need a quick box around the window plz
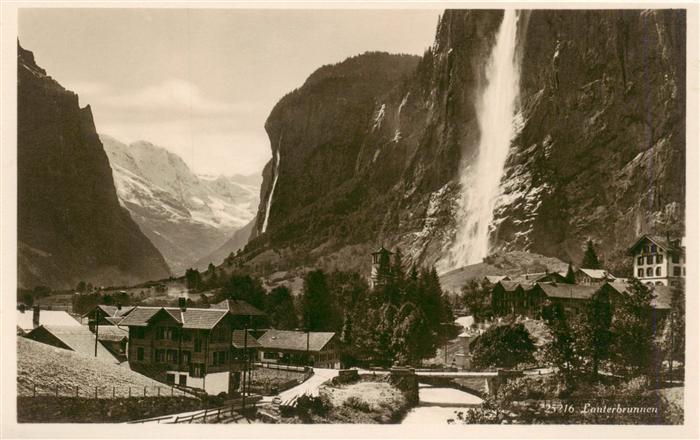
[181,350,191,364]
[637,268,644,278]
[167,349,178,363]
[651,244,657,253]
[190,363,204,378]
[170,328,179,341]
[646,255,653,265]
[672,254,680,263]
[179,375,187,386]
[137,347,144,361]
[155,349,165,362]
[637,257,644,265]
[212,351,227,366]
[655,267,662,276]
[156,327,165,340]
[643,245,649,254]
[673,266,681,276]
[646,267,653,277]
[656,255,663,264]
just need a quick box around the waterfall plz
[443,10,523,271]
[261,149,280,234]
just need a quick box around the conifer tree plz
[582,239,602,269]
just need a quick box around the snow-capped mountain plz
[101,134,260,275]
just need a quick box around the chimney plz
[32,306,40,328]
[179,297,187,311]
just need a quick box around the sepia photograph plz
[1,1,697,437]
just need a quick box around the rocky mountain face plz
[194,217,256,270]
[234,10,686,279]
[17,44,171,289]
[101,135,260,275]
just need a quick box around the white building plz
[628,235,685,287]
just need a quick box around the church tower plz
[370,246,393,290]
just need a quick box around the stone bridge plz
[390,367,523,399]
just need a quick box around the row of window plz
[637,266,684,278]
[135,347,227,367]
[636,254,681,265]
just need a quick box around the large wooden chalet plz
[118,300,264,395]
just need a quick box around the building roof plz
[627,234,685,256]
[96,325,129,342]
[497,281,523,292]
[257,330,336,352]
[232,330,261,349]
[605,281,673,310]
[537,283,599,300]
[210,299,265,316]
[484,275,510,284]
[117,306,230,330]
[83,305,135,319]
[17,309,81,332]
[577,268,616,280]
[27,325,119,363]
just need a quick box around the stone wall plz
[17,395,202,423]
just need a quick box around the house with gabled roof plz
[118,299,264,395]
[627,234,685,287]
[257,329,340,369]
[574,268,616,285]
[17,306,81,333]
[82,304,135,329]
[25,325,120,364]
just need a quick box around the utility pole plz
[94,309,99,357]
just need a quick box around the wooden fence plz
[19,381,191,399]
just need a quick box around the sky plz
[18,8,442,177]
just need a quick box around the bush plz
[295,394,331,418]
[343,396,371,412]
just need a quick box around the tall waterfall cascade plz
[442,10,524,272]
[261,149,280,234]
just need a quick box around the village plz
[15,233,686,424]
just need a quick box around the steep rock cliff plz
[238,9,686,278]
[17,44,171,289]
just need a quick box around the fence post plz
[144,386,147,397]
[128,387,131,398]
[174,416,179,423]
[33,384,36,397]
[95,386,98,398]
[113,387,115,398]
[158,387,161,396]
[171,386,174,396]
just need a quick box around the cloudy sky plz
[19,8,441,177]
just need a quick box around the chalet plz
[17,306,81,333]
[82,304,135,329]
[574,268,615,285]
[257,330,341,369]
[95,326,130,361]
[25,325,120,364]
[118,300,263,395]
[628,235,685,287]
[491,281,537,317]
